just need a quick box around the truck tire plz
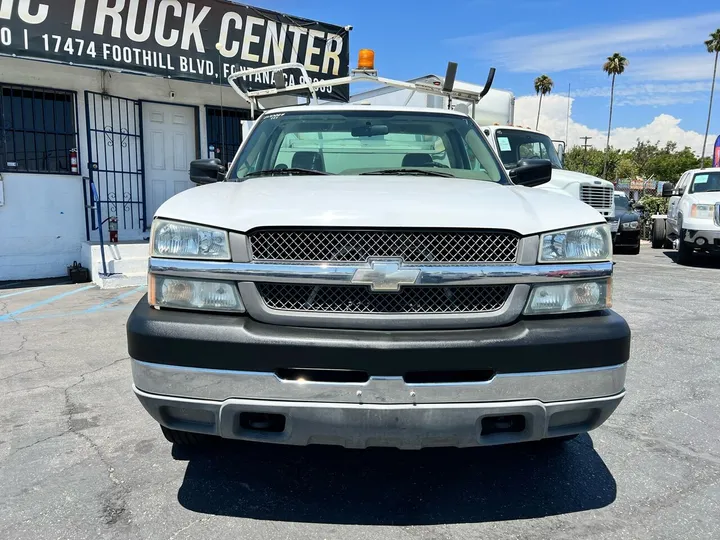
[677,229,693,266]
[651,218,665,249]
[161,425,213,446]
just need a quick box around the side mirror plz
[634,203,645,212]
[190,158,226,185]
[509,158,552,187]
[661,183,674,197]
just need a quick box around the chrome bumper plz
[132,360,626,449]
[132,359,626,404]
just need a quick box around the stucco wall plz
[0,56,289,281]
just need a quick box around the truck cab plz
[480,125,616,220]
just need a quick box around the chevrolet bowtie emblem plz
[351,259,421,292]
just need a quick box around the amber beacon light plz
[357,49,376,70]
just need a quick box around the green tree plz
[646,144,701,182]
[602,53,628,179]
[564,146,606,177]
[534,75,554,130]
[702,29,720,166]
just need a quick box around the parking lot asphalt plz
[1,245,719,540]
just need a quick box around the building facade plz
[0,0,349,282]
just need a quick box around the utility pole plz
[580,136,593,174]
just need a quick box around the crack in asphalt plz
[0,348,48,383]
[62,356,132,529]
[604,423,720,467]
[0,333,28,357]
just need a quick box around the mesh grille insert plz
[248,230,519,264]
[256,283,513,314]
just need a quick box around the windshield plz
[494,129,563,169]
[690,171,720,193]
[228,110,507,183]
[614,194,631,211]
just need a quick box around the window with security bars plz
[206,106,251,168]
[0,84,79,174]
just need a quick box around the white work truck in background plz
[350,76,616,221]
[651,167,720,265]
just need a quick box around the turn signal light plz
[358,49,375,70]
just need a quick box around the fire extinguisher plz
[108,216,119,243]
[70,148,79,174]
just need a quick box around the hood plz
[686,191,720,205]
[549,169,613,189]
[156,176,606,236]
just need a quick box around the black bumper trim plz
[126,296,631,376]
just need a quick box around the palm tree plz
[534,75,554,130]
[701,29,720,168]
[602,53,628,179]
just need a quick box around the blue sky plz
[249,0,719,153]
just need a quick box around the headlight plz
[151,219,230,260]
[524,279,611,315]
[539,224,612,263]
[149,275,245,312]
[621,220,639,231]
[690,204,714,219]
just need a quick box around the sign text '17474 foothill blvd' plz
[0,0,351,101]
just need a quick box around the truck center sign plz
[0,0,351,101]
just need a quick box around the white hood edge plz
[156,176,606,237]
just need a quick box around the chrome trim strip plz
[238,283,529,330]
[132,359,627,405]
[149,258,614,286]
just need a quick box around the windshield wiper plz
[244,168,332,178]
[359,168,455,178]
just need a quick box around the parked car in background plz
[610,191,642,255]
[651,168,720,265]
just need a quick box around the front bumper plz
[128,300,629,448]
[127,299,631,375]
[613,229,641,247]
[683,228,720,252]
[134,386,625,449]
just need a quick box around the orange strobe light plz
[358,49,375,70]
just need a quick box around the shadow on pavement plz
[661,251,720,268]
[0,277,72,291]
[175,435,616,525]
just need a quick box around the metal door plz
[84,91,146,241]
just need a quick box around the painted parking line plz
[0,286,52,300]
[85,286,146,313]
[8,305,135,323]
[0,285,95,322]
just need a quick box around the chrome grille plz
[580,185,613,210]
[248,230,519,264]
[714,203,720,227]
[256,283,513,314]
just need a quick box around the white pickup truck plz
[127,53,630,451]
[651,167,720,264]
[350,76,616,220]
